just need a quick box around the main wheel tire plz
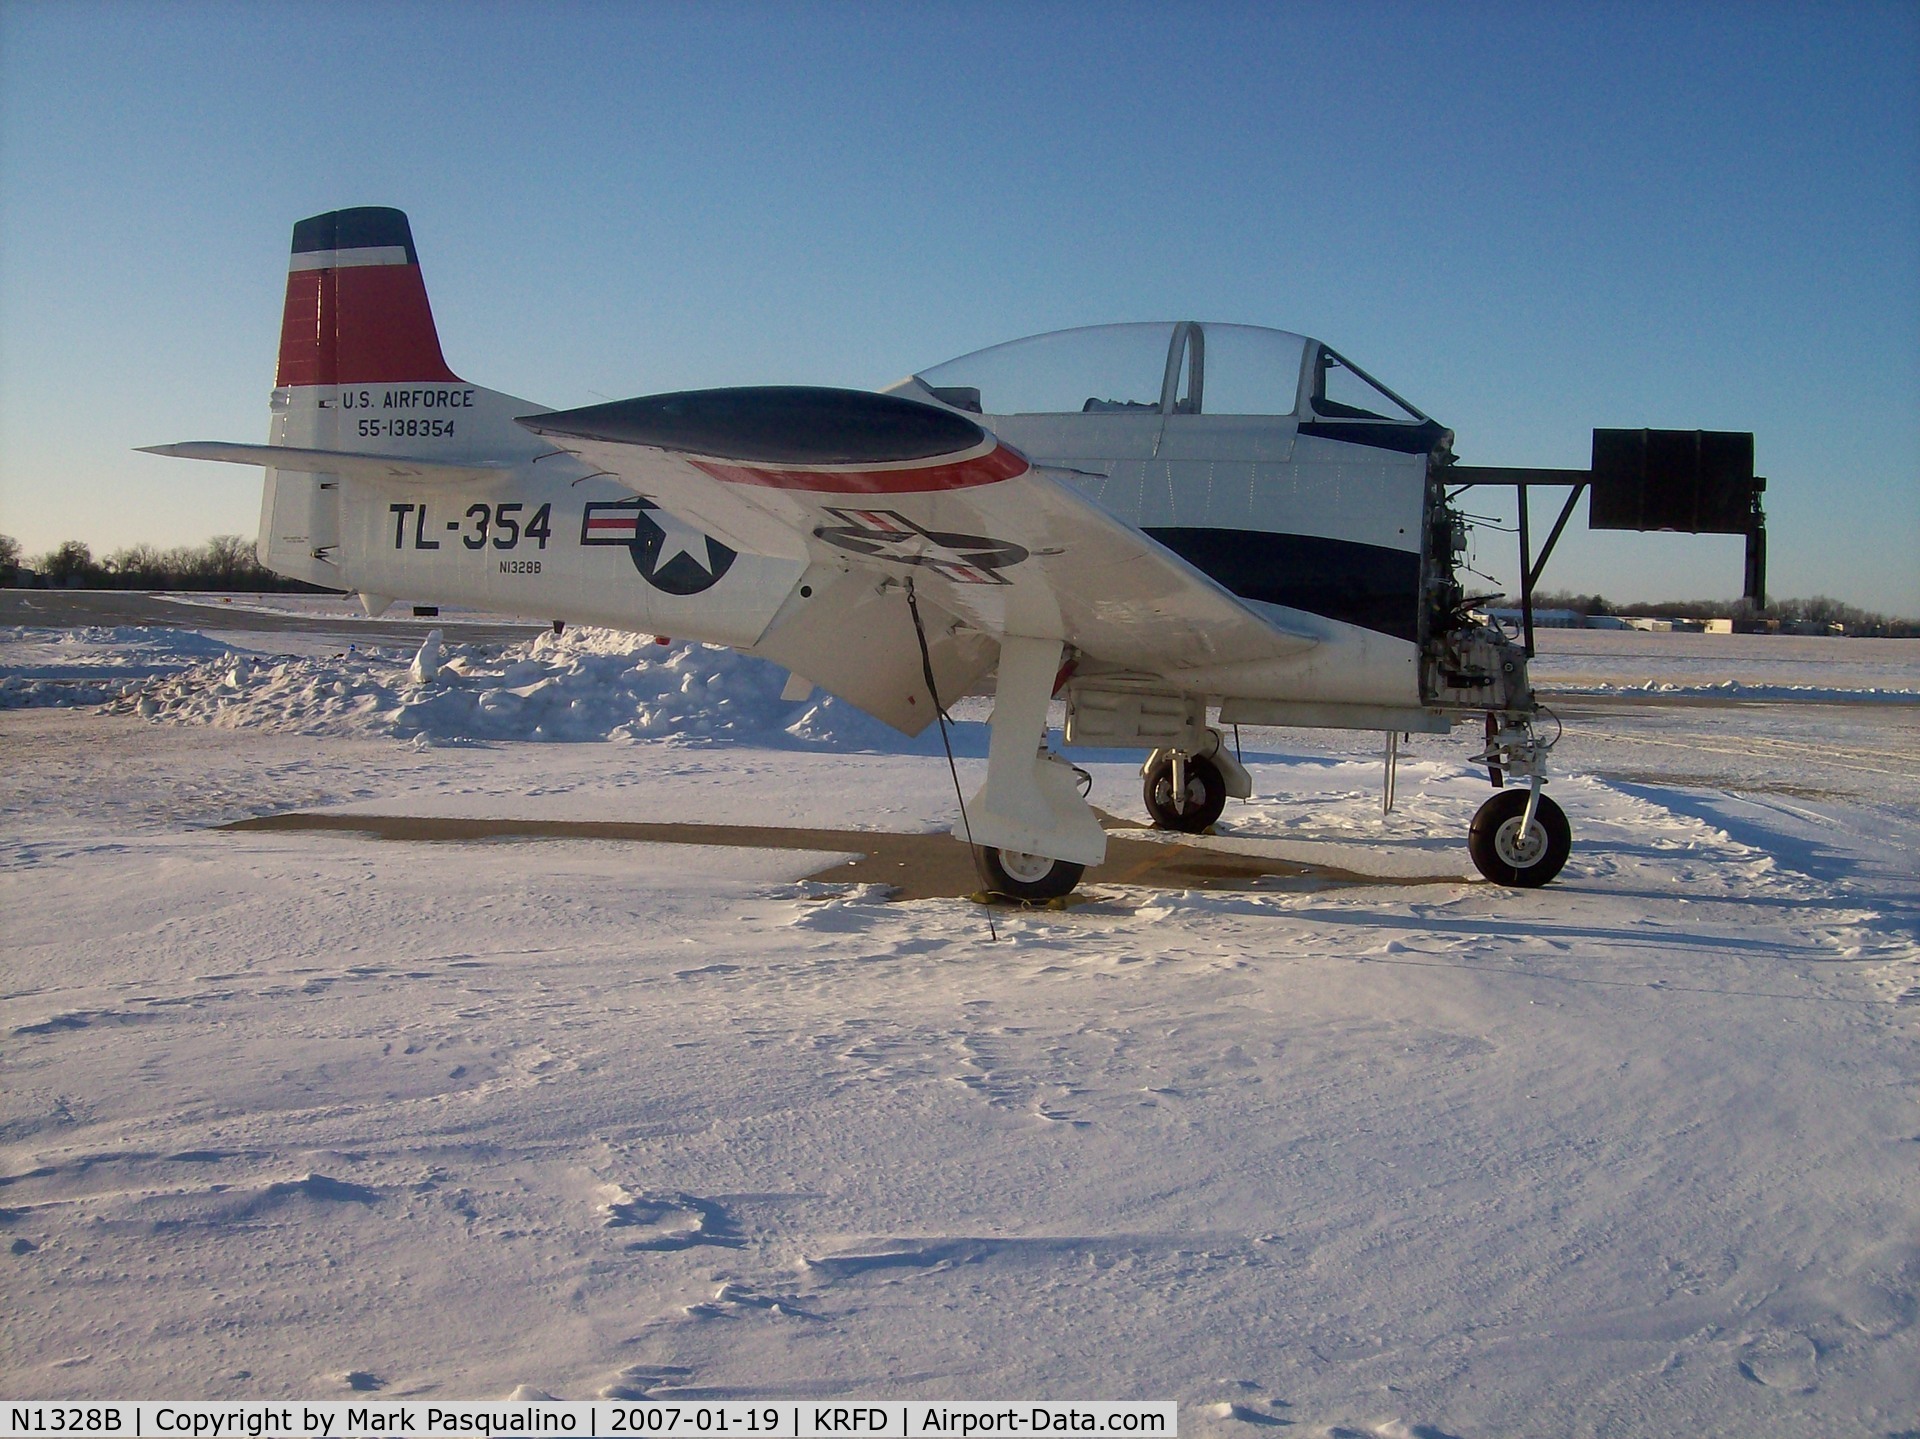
[1143,753,1228,833]
[979,846,1086,902]
[1468,789,1571,887]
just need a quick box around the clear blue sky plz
[3,0,1915,614]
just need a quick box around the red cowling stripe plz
[276,264,461,387]
[689,443,1028,494]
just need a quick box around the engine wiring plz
[1534,700,1565,751]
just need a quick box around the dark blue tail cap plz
[290,207,417,263]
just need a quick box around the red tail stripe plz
[276,264,460,387]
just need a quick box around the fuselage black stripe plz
[1296,418,1447,455]
[1144,527,1421,643]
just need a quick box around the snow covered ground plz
[2,616,1916,1436]
[1527,628,1920,704]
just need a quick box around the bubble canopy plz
[906,322,1427,424]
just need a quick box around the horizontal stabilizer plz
[140,442,517,485]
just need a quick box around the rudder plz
[278,206,459,387]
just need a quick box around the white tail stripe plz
[289,246,412,272]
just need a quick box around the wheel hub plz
[1154,777,1206,807]
[996,849,1056,883]
[1494,816,1547,868]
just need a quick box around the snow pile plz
[409,628,445,684]
[98,626,921,750]
[0,624,241,708]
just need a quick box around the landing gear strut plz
[958,635,1107,902]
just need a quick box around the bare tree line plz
[0,535,330,594]
[1529,588,1918,636]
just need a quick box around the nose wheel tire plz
[1143,753,1228,833]
[978,846,1086,902]
[1468,789,1571,887]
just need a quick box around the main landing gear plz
[961,635,1108,903]
[978,846,1086,902]
[1467,710,1570,886]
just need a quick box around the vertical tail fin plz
[277,206,460,387]
[258,206,544,587]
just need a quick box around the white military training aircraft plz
[149,206,1763,899]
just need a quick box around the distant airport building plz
[1483,607,1587,629]
[1480,609,1742,634]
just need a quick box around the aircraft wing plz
[520,387,1321,688]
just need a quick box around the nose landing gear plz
[1468,711,1570,886]
[1469,787,1571,886]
